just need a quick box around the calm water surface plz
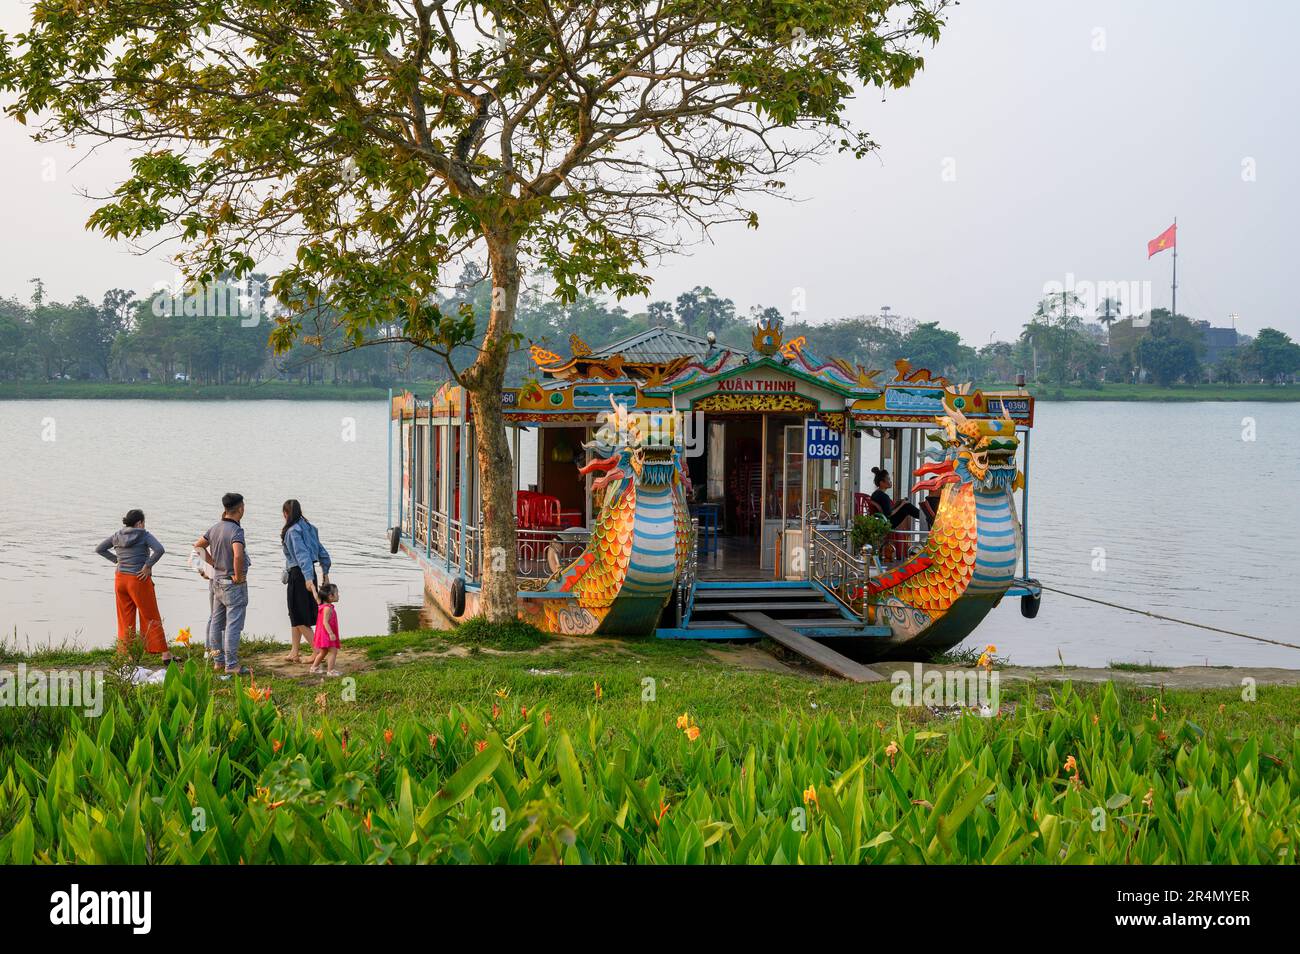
[1,399,1296,668]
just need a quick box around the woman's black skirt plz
[286,566,317,627]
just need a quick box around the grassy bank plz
[0,381,422,401]
[5,380,1297,402]
[1018,382,1298,402]
[2,625,1297,864]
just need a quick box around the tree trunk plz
[462,233,521,623]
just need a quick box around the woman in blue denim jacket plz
[281,499,332,663]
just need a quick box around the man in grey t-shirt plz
[195,492,251,675]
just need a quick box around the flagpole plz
[1171,216,1177,318]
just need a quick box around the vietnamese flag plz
[1148,222,1176,258]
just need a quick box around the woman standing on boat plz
[95,509,176,663]
[281,499,331,663]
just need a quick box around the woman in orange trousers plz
[96,508,176,663]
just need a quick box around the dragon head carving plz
[914,401,1021,494]
[580,399,685,491]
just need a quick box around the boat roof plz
[393,317,1035,430]
[584,326,713,363]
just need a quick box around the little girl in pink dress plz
[309,584,341,676]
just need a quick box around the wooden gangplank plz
[730,612,885,683]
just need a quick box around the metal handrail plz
[515,526,590,580]
[677,517,699,626]
[807,524,872,617]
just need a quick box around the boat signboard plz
[806,422,842,459]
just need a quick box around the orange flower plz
[543,710,553,726]
[495,687,510,699]
[312,728,323,742]
[676,713,691,730]
[593,681,602,700]
[428,733,439,748]
[271,739,282,753]
[460,721,469,736]
[362,812,372,833]
[803,784,818,807]
[176,627,192,645]
[684,725,701,742]
[341,729,349,753]
[655,799,670,826]
[520,706,528,719]
[383,728,394,746]
[885,740,899,767]
[492,702,501,719]
[475,739,489,753]
[1063,754,1080,784]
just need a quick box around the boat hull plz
[401,543,672,637]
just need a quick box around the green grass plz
[997,382,1300,402]
[0,631,286,667]
[1108,660,1170,673]
[0,380,436,401]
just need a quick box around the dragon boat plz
[386,318,1041,663]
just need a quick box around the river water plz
[1,399,1296,668]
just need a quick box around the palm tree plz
[1096,296,1122,341]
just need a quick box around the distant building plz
[1199,322,1240,367]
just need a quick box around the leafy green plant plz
[0,663,1296,864]
[851,514,893,556]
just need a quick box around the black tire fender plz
[450,576,467,618]
[1021,592,1041,619]
[388,526,401,554]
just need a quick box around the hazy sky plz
[1,1,1295,343]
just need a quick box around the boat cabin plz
[388,318,1038,645]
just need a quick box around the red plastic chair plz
[517,490,563,530]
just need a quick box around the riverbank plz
[2,625,1297,863]
[1022,382,1298,401]
[5,627,1299,689]
[0,381,411,400]
[4,380,1297,401]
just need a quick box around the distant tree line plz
[2,269,1296,389]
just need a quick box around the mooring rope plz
[1037,583,1300,653]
